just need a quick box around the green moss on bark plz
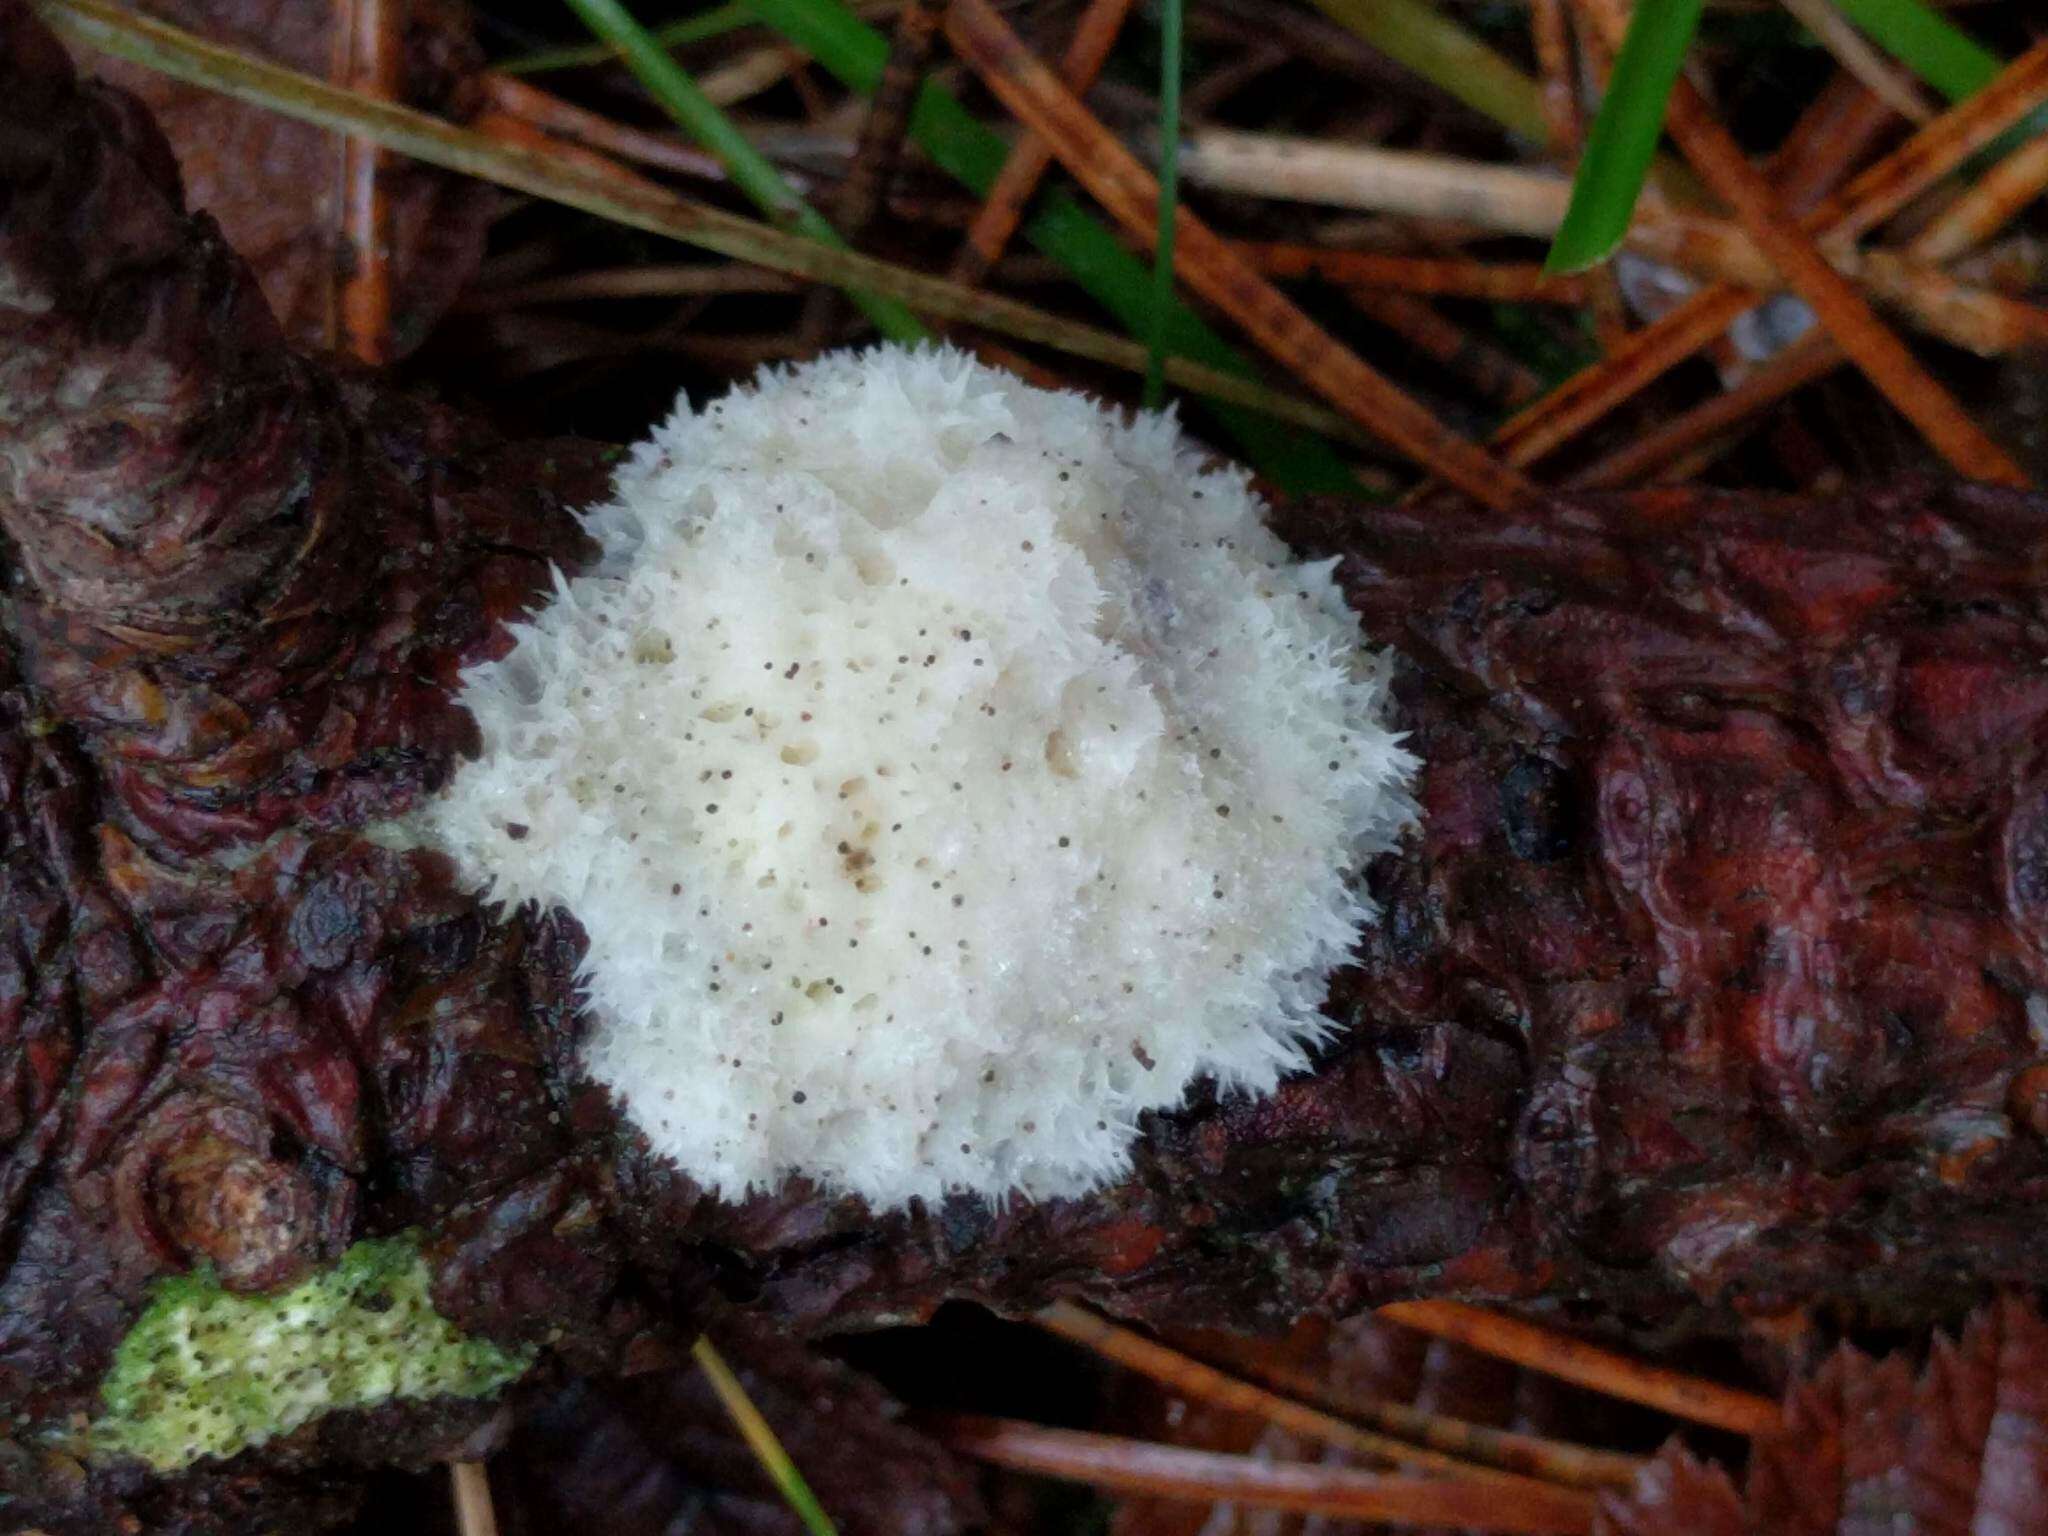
[95,1234,533,1472]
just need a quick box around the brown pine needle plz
[1040,1301,1643,1490]
[1186,139,2034,354]
[1858,251,2048,355]
[1179,110,2032,360]
[480,71,728,181]
[1910,129,2048,263]
[942,0,1534,509]
[331,0,399,363]
[1379,1301,1781,1437]
[950,0,1135,288]
[1531,0,1584,150]
[470,262,806,306]
[35,0,1372,444]
[1574,0,2026,485]
[1770,73,1902,215]
[833,0,941,240]
[1573,330,1844,486]
[799,0,943,347]
[469,104,688,200]
[1494,286,1759,473]
[1349,290,1548,407]
[1824,42,2048,242]
[1221,1342,1655,1495]
[934,1415,1597,1533]
[1778,0,1936,123]
[449,1461,499,1536]
[1545,83,2047,489]
[1241,244,1589,304]
[471,258,1073,308]
[1478,37,2048,475]
[1619,216,2041,355]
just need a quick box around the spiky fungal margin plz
[95,1235,534,1472]
[424,346,1417,1207]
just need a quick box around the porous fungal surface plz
[425,345,1416,1206]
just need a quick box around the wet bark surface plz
[6,4,2048,1526]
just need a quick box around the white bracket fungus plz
[423,346,1417,1208]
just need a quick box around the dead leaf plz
[496,1317,987,1536]
[86,0,495,357]
[1601,1298,2048,1536]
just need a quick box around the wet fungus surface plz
[422,347,1416,1205]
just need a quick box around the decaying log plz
[6,3,2048,1526]
[0,0,613,1476]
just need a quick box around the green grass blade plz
[1308,0,1550,143]
[692,1336,839,1536]
[1812,2,2040,172]
[500,3,754,77]
[740,0,1362,494]
[1310,0,1708,213]
[563,0,926,341]
[1144,0,1182,410]
[1544,0,1707,275]
[1827,0,2001,103]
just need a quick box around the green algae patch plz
[94,1234,534,1472]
